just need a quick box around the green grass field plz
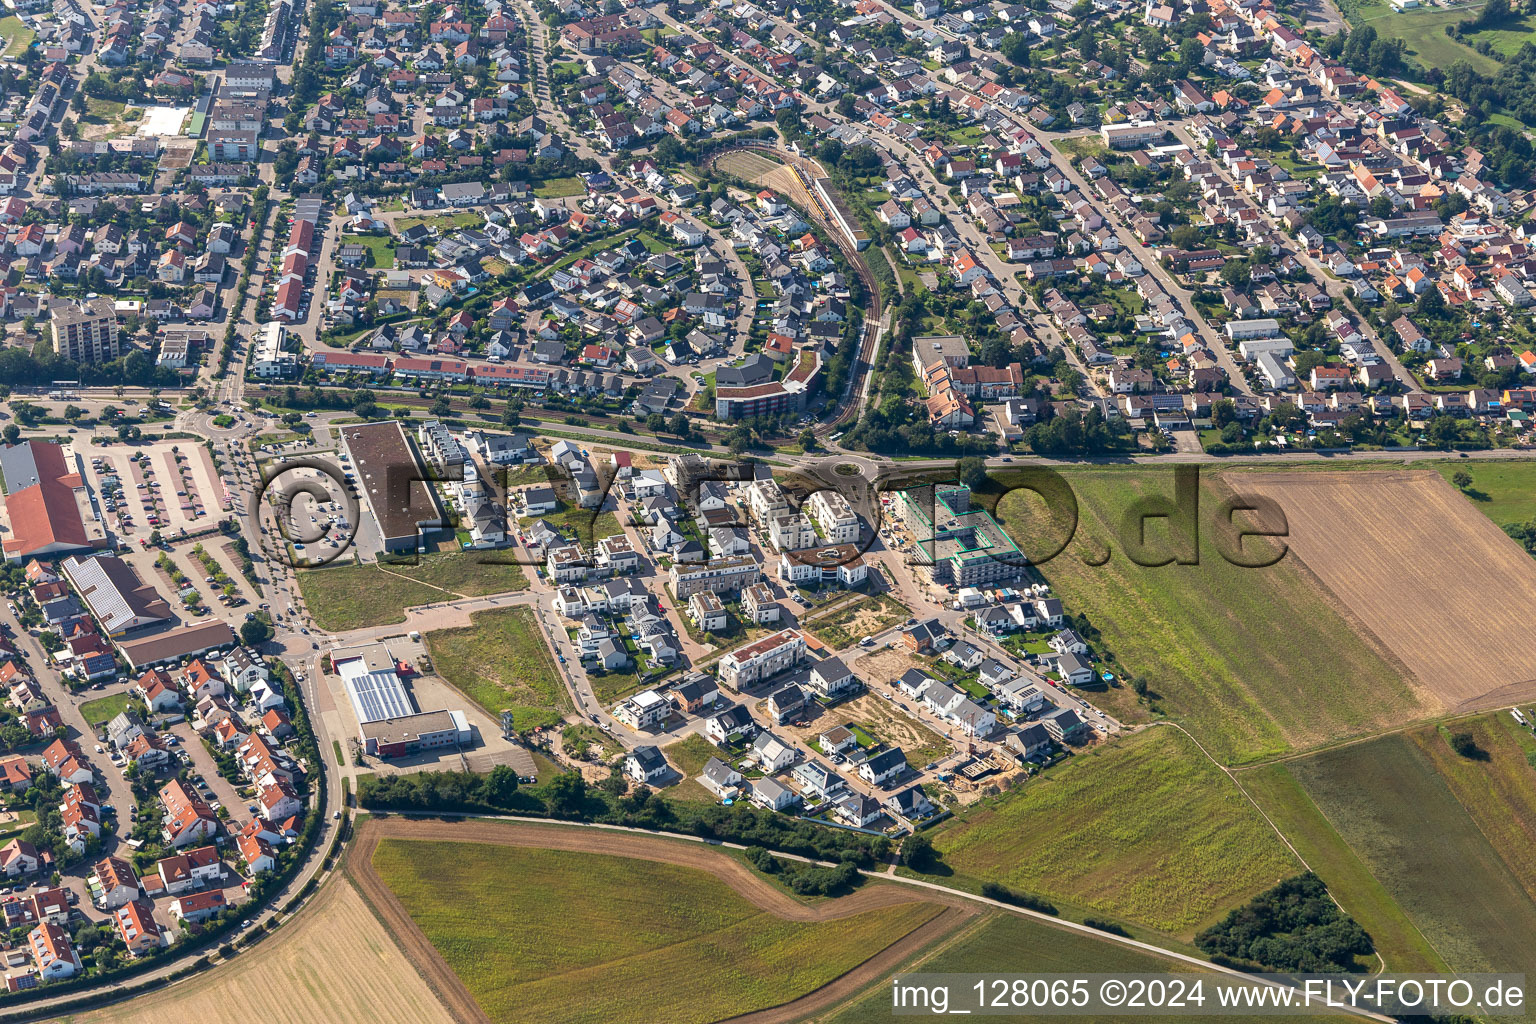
[395,212,483,234]
[1463,11,1536,56]
[995,469,1422,765]
[922,728,1301,937]
[821,912,1340,1024]
[297,553,529,632]
[661,734,730,802]
[371,839,942,1024]
[297,564,446,632]
[1430,459,1536,529]
[1364,8,1503,73]
[79,693,133,727]
[426,606,566,731]
[81,97,125,125]
[533,176,587,198]
[1408,715,1536,905]
[1239,763,1446,972]
[0,16,34,58]
[1288,731,1536,976]
[340,233,395,269]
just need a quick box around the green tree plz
[1452,469,1473,490]
[485,764,520,804]
[956,455,988,489]
[240,618,274,646]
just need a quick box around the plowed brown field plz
[1239,471,1536,709]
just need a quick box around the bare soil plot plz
[804,593,910,648]
[1239,471,1536,710]
[831,691,953,767]
[81,879,455,1024]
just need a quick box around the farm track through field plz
[347,817,974,1024]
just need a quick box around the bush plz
[1082,917,1130,937]
[358,770,889,866]
[1448,730,1487,760]
[980,882,1058,916]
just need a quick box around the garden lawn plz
[533,176,586,198]
[923,727,1301,938]
[372,839,942,1024]
[995,468,1418,765]
[426,606,566,730]
[519,499,622,546]
[341,234,395,269]
[0,17,34,58]
[80,693,134,727]
[395,212,483,234]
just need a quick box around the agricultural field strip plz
[1238,471,1536,707]
[351,818,961,1024]
[1287,734,1536,977]
[351,815,1385,1017]
[997,469,1421,765]
[80,879,456,1024]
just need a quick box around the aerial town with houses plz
[0,0,1530,1010]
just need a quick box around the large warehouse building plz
[0,441,106,562]
[61,554,173,636]
[338,421,444,555]
[332,642,471,757]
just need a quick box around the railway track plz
[704,142,886,435]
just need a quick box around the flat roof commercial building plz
[339,421,444,554]
[334,644,413,724]
[118,621,236,670]
[360,710,471,758]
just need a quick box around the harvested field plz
[924,727,1302,937]
[350,817,969,1024]
[1240,471,1536,710]
[82,879,454,1024]
[1289,732,1536,976]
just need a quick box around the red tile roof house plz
[159,780,219,848]
[169,889,226,925]
[155,845,222,896]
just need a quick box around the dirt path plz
[347,817,975,1024]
